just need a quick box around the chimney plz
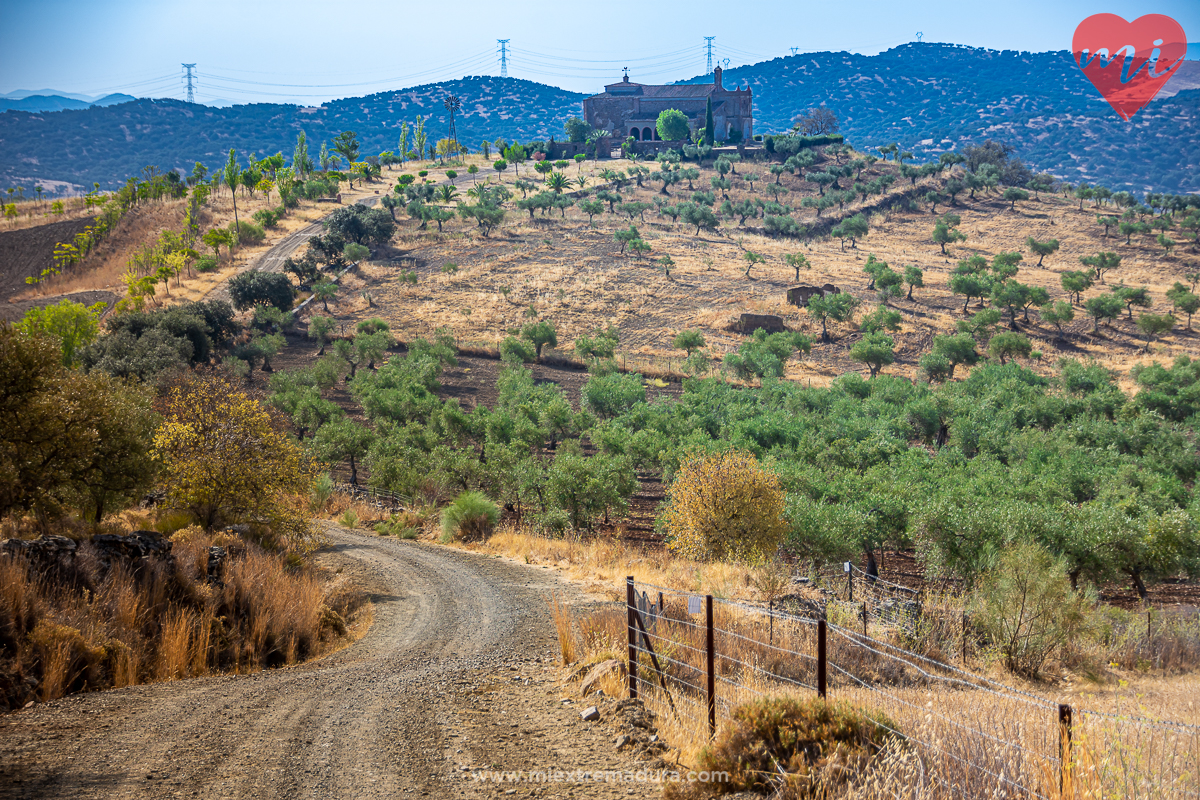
[713,65,723,90]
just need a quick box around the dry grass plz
[1,195,98,233]
[339,155,1198,387]
[548,594,577,665]
[470,524,769,603]
[0,522,369,710]
[618,598,1198,799]
[464,526,1199,796]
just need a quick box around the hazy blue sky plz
[1,0,1196,104]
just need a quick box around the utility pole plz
[704,37,715,74]
[497,39,510,78]
[916,32,924,43]
[182,63,196,103]
[790,47,799,56]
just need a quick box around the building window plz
[630,127,640,141]
[643,127,653,142]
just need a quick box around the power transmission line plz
[704,37,715,74]
[497,39,510,78]
[181,63,196,103]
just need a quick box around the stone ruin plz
[737,313,786,334]
[786,283,841,308]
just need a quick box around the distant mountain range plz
[0,93,136,114]
[0,43,1196,194]
[676,43,1199,194]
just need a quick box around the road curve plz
[205,198,376,305]
[0,528,587,800]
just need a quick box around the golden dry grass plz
[1,195,101,233]
[0,522,370,707]
[340,155,1198,387]
[465,526,1199,797]
[467,524,769,604]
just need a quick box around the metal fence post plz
[626,576,638,700]
[817,618,827,700]
[1059,703,1073,796]
[863,601,868,636]
[706,594,715,740]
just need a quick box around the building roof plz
[590,68,747,100]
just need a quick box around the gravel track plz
[204,199,376,305]
[1,527,658,800]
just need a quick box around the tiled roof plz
[641,84,719,98]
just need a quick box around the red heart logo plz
[1072,13,1187,121]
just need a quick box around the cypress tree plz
[704,97,715,146]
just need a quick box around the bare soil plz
[0,526,668,800]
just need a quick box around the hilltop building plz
[582,66,753,143]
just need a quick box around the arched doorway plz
[630,127,640,140]
[643,127,653,142]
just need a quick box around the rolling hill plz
[676,43,1199,194]
[0,77,586,192]
[0,93,136,114]
[0,43,1196,194]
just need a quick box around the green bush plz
[499,335,535,363]
[253,208,282,229]
[439,491,500,542]
[195,255,219,273]
[228,220,265,246]
[375,512,419,539]
[973,541,1091,677]
[303,179,335,199]
[724,329,812,380]
[766,133,845,155]
[310,473,335,509]
[582,372,645,419]
[228,269,294,311]
[685,696,900,799]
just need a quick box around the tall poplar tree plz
[293,132,311,180]
[225,149,241,247]
[398,122,410,164]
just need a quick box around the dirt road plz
[203,198,377,306]
[1,528,664,799]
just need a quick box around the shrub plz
[303,179,335,199]
[439,491,500,542]
[337,508,359,529]
[153,373,317,550]
[252,208,282,229]
[724,329,812,380]
[973,541,1091,677]
[194,254,219,273]
[228,269,294,311]
[375,511,420,539]
[310,473,335,510]
[228,220,266,245]
[582,372,646,419]
[499,335,535,363]
[681,696,900,799]
[663,450,786,563]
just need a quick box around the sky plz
[1,0,1197,105]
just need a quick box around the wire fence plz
[334,482,409,510]
[624,577,1200,800]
